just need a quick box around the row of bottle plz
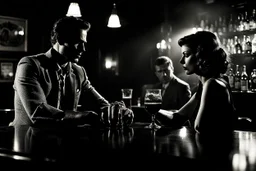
[227,65,256,92]
[197,9,256,36]
[221,34,256,55]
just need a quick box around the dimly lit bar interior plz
[0,0,256,170]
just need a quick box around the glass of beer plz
[121,89,133,109]
[144,89,162,129]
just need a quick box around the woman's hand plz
[156,109,188,127]
[158,109,174,118]
[155,109,174,126]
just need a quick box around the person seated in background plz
[156,31,238,135]
[141,56,191,111]
[10,16,133,127]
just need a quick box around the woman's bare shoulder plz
[203,78,227,94]
[204,78,226,88]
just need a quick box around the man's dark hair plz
[50,16,91,45]
[154,56,174,71]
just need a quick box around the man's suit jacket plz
[11,48,109,126]
[141,76,191,110]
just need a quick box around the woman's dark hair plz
[178,31,229,77]
[51,16,91,45]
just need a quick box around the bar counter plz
[0,122,255,170]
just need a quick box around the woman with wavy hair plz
[156,31,237,135]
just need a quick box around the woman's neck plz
[198,74,221,85]
[198,76,208,85]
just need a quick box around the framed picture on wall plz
[0,15,28,52]
[0,61,14,82]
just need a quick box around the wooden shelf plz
[232,90,256,94]
[230,54,256,58]
[220,29,256,38]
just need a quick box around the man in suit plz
[141,56,191,111]
[11,16,133,127]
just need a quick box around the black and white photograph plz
[0,0,255,170]
[0,15,27,52]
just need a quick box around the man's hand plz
[100,101,134,128]
[62,110,100,127]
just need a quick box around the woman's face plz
[179,45,197,75]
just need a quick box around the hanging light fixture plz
[107,3,121,28]
[66,2,82,17]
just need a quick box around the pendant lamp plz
[66,2,82,17]
[107,3,121,28]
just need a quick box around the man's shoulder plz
[19,53,46,64]
[72,63,82,68]
[71,63,84,72]
[71,63,87,77]
[19,48,53,63]
[173,76,190,87]
[141,83,158,90]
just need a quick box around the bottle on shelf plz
[230,38,235,54]
[222,16,227,33]
[205,16,210,31]
[228,14,234,33]
[235,14,241,32]
[200,19,205,31]
[243,11,250,31]
[241,35,246,54]
[234,36,242,54]
[252,34,256,55]
[227,67,235,90]
[209,23,215,33]
[251,69,256,92]
[245,35,252,54]
[249,69,254,90]
[240,65,249,92]
[221,38,227,49]
[214,19,218,33]
[249,9,256,30]
[239,13,245,31]
[234,65,241,91]
[226,38,232,54]
[217,16,223,36]
[137,97,141,107]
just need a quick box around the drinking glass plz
[144,89,162,129]
[121,89,133,109]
